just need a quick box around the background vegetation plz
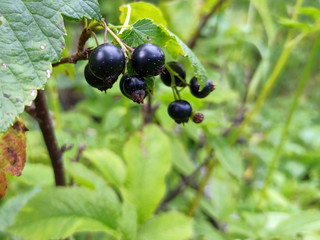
[1,0,320,239]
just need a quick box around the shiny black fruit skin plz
[131,43,165,77]
[189,77,215,98]
[89,43,125,80]
[84,64,109,91]
[168,100,192,124]
[160,62,186,87]
[120,74,147,104]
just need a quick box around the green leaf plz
[0,187,41,231]
[120,18,169,47]
[0,0,101,132]
[119,2,167,26]
[299,7,320,19]
[211,137,243,179]
[7,187,121,240]
[65,161,108,191]
[170,137,194,175]
[275,210,320,236]
[120,18,208,88]
[17,163,54,186]
[278,18,311,31]
[160,0,201,41]
[137,212,193,240]
[162,27,208,88]
[83,148,126,189]
[118,201,138,240]
[122,124,172,223]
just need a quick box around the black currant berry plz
[168,100,192,124]
[88,43,125,82]
[120,74,147,104]
[131,43,165,77]
[160,62,186,87]
[189,77,215,98]
[84,64,109,91]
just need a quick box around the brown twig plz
[188,0,227,49]
[52,27,92,67]
[157,148,214,212]
[142,95,159,125]
[26,90,66,186]
[223,65,253,137]
[71,143,87,162]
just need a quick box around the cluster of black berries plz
[85,42,165,103]
[160,62,215,124]
[84,42,215,124]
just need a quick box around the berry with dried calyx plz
[189,77,215,98]
[120,74,147,104]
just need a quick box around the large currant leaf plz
[120,18,208,88]
[137,212,193,240]
[0,0,101,132]
[119,2,167,26]
[120,18,169,47]
[7,187,121,240]
[122,124,172,223]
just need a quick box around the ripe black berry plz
[84,64,109,91]
[168,100,192,124]
[120,74,147,104]
[189,77,215,98]
[160,62,186,87]
[88,43,125,82]
[131,43,165,77]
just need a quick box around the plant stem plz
[31,90,66,186]
[188,0,228,49]
[187,154,216,216]
[157,149,213,212]
[119,5,131,34]
[228,0,304,145]
[257,33,320,207]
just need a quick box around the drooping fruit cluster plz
[84,43,126,91]
[82,24,214,125]
[84,42,165,104]
[159,61,215,124]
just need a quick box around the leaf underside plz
[0,0,101,132]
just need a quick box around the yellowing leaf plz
[0,171,7,199]
[0,119,27,176]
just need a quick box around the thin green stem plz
[120,4,131,34]
[108,25,131,29]
[257,33,320,208]
[228,0,304,145]
[88,29,99,46]
[101,19,108,44]
[187,149,215,216]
